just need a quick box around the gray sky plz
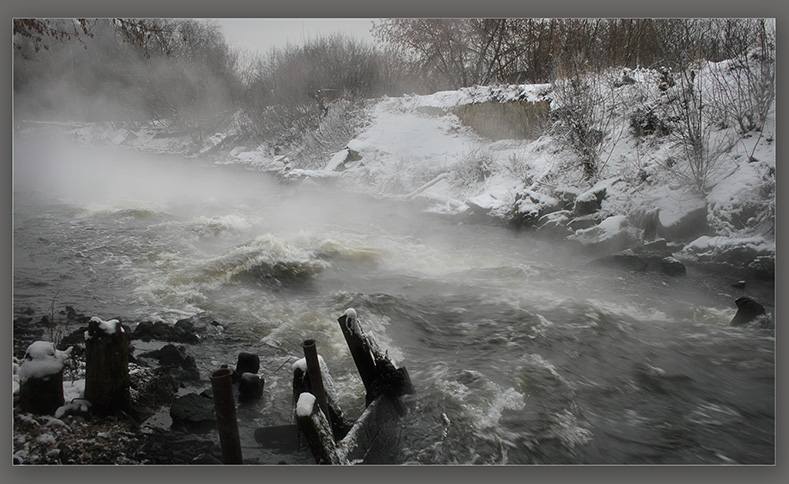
[215,19,378,56]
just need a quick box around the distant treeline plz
[372,18,774,88]
[13,18,773,147]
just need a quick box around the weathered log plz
[84,317,130,415]
[337,394,403,464]
[210,368,243,464]
[337,308,415,405]
[295,393,342,465]
[293,356,351,439]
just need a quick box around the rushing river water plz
[13,129,775,464]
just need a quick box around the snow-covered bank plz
[20,60,775,275]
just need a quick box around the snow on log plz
[295,392,343,465]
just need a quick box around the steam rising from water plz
[13,131,774,464]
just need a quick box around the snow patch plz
[89,316,123,335]
[18,342,72,383]
[296,392,316,418]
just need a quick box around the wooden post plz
[301,339,332,432]
[336,309,377,396]
[18,342,68,415]
[210,368,243,464]
[84,318,130,415]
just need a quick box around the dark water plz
[13,129,775,464]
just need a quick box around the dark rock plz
[139,344,200,382]
[136,430,220,465]
[13,316,44,359]
[238,373,264,402]
[59,326,89,352]
[730,297,766,327]
[588,253,648,272]
[236,352,260,376]
[170,391,216,423]
[132,320,199,344]
[661,257,686,276]
[132,321,169,342]
[748,255,775,278]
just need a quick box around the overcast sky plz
[215,19,378,56]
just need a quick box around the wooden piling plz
[18,342,67,415]
[301,339,333,432]
[337,310,377,396]
[210,368,243,464]
[84,318,130,415]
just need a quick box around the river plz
[13,128,775,464]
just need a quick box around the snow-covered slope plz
[25,60,775,272]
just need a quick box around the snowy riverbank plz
[16,60,776,276]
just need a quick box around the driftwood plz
[294,308,415,464]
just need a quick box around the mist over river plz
[13,129,774,464]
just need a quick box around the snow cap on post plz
[19,341,72,383]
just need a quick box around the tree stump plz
[18,341,69,415]
[84,317,130,415]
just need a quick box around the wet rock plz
[238,373,264,402]
[660,257,686,276]
[132,320,199,344]
[236,352,260,376]
[748,255,775,279]
[137,430,220,464]
[13,315,44,358]
[138,344,200,382]
[730,297,766,327]
[170,390,215,424]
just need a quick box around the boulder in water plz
[729,297,766,327]
[660,257,686,276]
[170,391,215,423]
